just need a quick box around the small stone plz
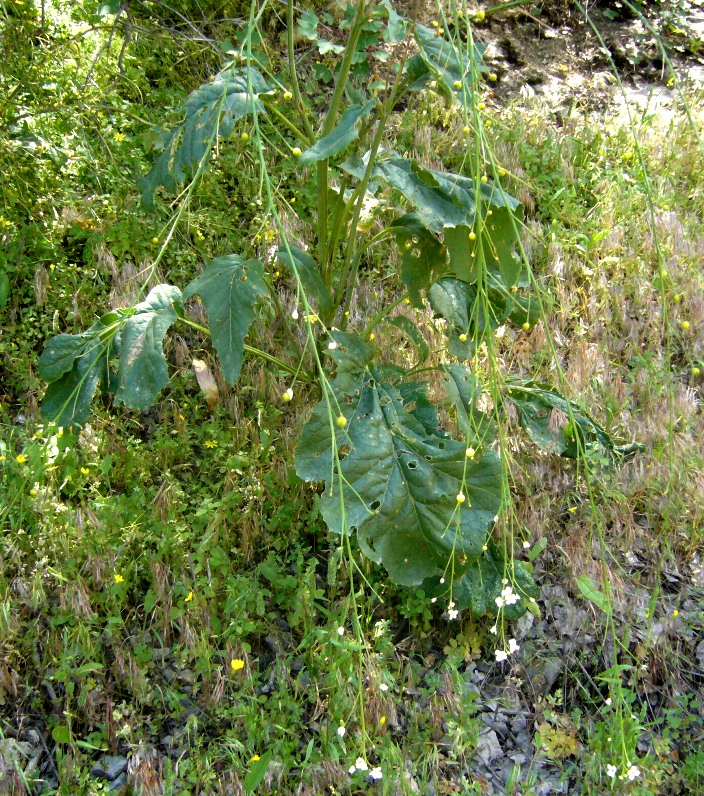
[109,772,128,791]
[90,755,128,781]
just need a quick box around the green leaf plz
[52,725,72,744]
[415,24,486,105]
[183,255,267,384]
[38,334,91,383]
[443,224,480,284]
[382,0,408,42]
[481,204,524,288]
[97,0,120,17]
[115,285,181,409]
[139,66,269,208]
[577,575,610,614]
[243,751,272,792]
[276,245,333,316]
[423,546,538,617]
[298,9,319,40]
[0,270,9,309]
[383,315,429,367]
[299,101,375,165]
[390,213,447,307]
[42,334,109,428]
[505,381,616,457]
[442,364,496,445]
[295,342,502,586]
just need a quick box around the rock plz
[475,729,503,766]
[90,755,128,781]
[109,772,128,791]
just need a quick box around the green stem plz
[178,317,308,380]
[316,0,375,282]
[287,0,315,141]
[338,230,393,327]
[360,292,409,338]
[260,100,311,146]
[483,0,533,16]
[334,66,405,318]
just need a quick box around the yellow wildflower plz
[185,591,193,603]
[250,754,261,762]
[231,658,245,672]
[204,440,218,448]
[114,573,124,584]
[16,454,26,464]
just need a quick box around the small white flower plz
[369,767,383,781]
[495,649,508,662]
[379,683,389,692]
[431,597,437,603]
[348,765,356,775]
[490,625,497,634]
[355,757,368,772]
[282,387,294,402]
[337,725,346,737]
[439,577,445,584]
[495,595,505,608]
[629,764,641,781]
[447,609,459,620]
[605,698,612,706]
[337,627,345,636]
[291,309,299,320]
[522,540,530,549]
[507,638,520,654]
[606,764,618,778]
[328,340,338,350]
[448,601,456,609]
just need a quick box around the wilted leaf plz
[192,359,220,410]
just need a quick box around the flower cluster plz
[495,582,520,608]
[348,758,382,780]
[494,638,520,662]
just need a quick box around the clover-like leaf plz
[115,284,181,409]
[139,66,269,207]
[183,255,267,384]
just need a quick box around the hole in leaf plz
[339,444,351,459]
[407,460,418,469]
[424,455,432,461]
[438,441,445,449]
[370,500,381,511]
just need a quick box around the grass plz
[2,0,704,794]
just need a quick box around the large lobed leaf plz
[139,66,270,207]
[183,255,267,384]
[115,285,181,409]
[295,333,502,587]
[40,331,111,428]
